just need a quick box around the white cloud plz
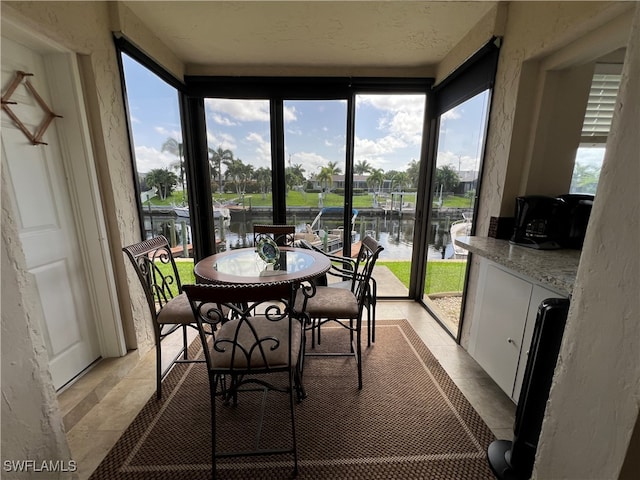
[384,110,424,145]
[212,113,238,126]
[355,94,425,167]
[134,145,177,173]
[436,150,479,172]
[154,126,182,143]
[295,151,333,174]
[284,105,298,123]
[355,135,406,157]
[358,94,425,115]
[442,108,461,120]
[245,132,271,167]
[205,98,270,122]
[207,131,237,151]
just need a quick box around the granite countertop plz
[455,236,581,296]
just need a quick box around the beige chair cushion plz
[156,292,194,325]
[211,316,302,370]
[295,286,358,318]
[328,280,352,290]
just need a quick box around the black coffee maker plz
[510,196,567,250]
[558,194,594,249]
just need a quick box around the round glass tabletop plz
[194,247,331,285]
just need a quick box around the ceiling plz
[122,1,498,73]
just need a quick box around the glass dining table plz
[194,247,331,286]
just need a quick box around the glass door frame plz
[417,38,501,341]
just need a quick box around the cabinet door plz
[471,264,533,397]
[512,284,566,401]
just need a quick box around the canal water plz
[144,208,470,260]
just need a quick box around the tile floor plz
[59,300,516,480]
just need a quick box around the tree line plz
[140,139,461,201]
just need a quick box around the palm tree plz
[209,147,234,193]
[366,168,385,194]
[145,168,178,201]
[406,159,420,189]
[392,172,411,192]
[253,167,272,200]
[285,164,306,195]
[355,159,373,175]
[326,161,342,176]
[435,165,460,193]
[316,167,334,193]
[161,138,185,204]
[224,158,254,195]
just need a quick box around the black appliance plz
[487,298,570,480]
[510,196,567,249]
[558,194,594,249]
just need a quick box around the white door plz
[2,37,101,389]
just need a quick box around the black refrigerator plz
[488,297,570,480]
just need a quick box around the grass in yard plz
[159,258,466,297]
[147,191,416,209]
[378,260,467,294]
[153,260,196,297]
[147,190,473,210]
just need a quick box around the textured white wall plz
[534,4,640,478]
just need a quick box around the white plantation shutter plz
[581,69,621,144]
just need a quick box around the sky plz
[123,54,491,179]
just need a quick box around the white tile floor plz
[60,300,515,479]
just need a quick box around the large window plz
[119,53,192,257]
[204,98,272,250]
[189,78,432,300]
[420,38,500,339]
[424,91,490,335]
[117,34,498,338]
[354,94,426,297]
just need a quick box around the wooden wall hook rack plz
[1,70,63,145]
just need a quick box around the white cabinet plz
[469,258,567,402]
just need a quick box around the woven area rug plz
[90,320,496,479]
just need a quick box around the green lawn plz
[161,258,465,296]
[378,260,467,294]
[149,190,472,210]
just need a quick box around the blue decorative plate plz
[256,237,280,264]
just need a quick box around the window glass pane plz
[354,94,426,297]
[204,98,271,251]
[284,100,348,252]
[425,90,490,335]
[570,146,605,194]
[120,54,192,257]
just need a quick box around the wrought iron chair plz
[122,236,203,399]
[298,238,380,347]
[183,282,302,479]
[253,224,296,247]
[295,235,384,389]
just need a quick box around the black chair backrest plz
[183,282,295,373]
[122,235,181,317]
[253,224,296,247]
[353,236,384,309]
